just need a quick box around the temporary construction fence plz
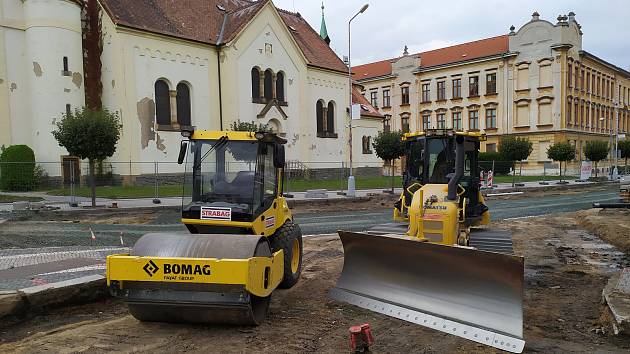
[1,159,621,205]
[0,160,385,204]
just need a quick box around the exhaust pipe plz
[447,135,465,201]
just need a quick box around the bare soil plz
[1,212,630,353]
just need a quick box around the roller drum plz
[123,233,272,325]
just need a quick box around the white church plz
[0,0,384,182]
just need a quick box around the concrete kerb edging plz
[481,180,616,196]
[0,275,108,319]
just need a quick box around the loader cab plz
[401,130,485,223]
[179,130,286,234]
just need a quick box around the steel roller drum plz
[124,233,272,325]
[329,231,525,353]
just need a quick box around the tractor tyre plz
[270,220,303,289]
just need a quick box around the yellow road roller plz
[107,128,302,325]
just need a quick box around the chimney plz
[532,11,540,21]
[568,11,576,22]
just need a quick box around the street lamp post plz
[614,101,620,179]
[346,3,369,198]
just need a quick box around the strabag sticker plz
[265,216,275,229]
[201,207,232,220]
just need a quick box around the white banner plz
[580,161,593,180]
[351,104,361,120]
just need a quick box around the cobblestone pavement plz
[0,246,128,291]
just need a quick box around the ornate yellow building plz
[354,12,630,172]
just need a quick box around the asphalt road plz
[0,185,620,248]
[296,185,621,235]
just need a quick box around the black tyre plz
[270,220,303,289]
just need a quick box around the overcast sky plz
[273,0,630,69]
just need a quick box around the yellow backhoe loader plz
[106,128,302,325]
[330,130,525,353]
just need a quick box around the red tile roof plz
[99,0,347,73]
[419,35,509,69]
[352,59,393,81]
[352,35,509,80]
[352,87,384,119]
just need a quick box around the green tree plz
[373,131,405,192]
[0,145,37,191]
[619,139,630,174]
[583,140,609,178]
[546,142,576,182]
[499,136,533,186]
[52,107,122,206]
[230,120,270,132]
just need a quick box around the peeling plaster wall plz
[99,6,219,175]
[0,0,84,168]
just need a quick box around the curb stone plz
[0,275,108,319]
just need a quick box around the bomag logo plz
[163,263,212,276]
[143,260,159,277]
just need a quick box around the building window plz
[422,114,430,131]
[383,89,390,107]
[436,113,445,129]
[62,57,70,76]
[264,69,273,101]
[401,115,410,133]
[580,69,585,90]
[486,143,497,153]
[486,73,497,94]
[452,111,462,130]
[421,83,430,102]
[155,79,171,126]
[469,76,479,97]
[370,91,378,108]
[176,82,191,126]
[586,72,591,93]
[316,100,325,134]
[401,86,410,105]
[327,101,335,135]
[251,67,261,101]
[276,71,285,102]
[437,81,446,101]
[452,78,461,99]
[65,104,71,117]
[485,108,496,129]
[568,64,572,88]
[383,114,391,132]
[567,99,572,126]
[469,110,479,130]
[362,136,372,154]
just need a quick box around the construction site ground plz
[1,206,629,353]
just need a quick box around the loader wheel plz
[270,221,303,289]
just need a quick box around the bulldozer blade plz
[330,231,525,353]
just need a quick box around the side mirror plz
[178,141,188,164]
[273,144,285,168]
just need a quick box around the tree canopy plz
[499,136,533,162]
[52,107,122,161]
[583,140,608,163]
[546,142,576,163]
[372,131,405,162]
[230,120,270,133]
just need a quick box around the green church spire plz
[320,2,330,45]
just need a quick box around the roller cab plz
[106,129,303,325]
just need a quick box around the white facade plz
[0,0,84,165]
[0,0,383,178]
